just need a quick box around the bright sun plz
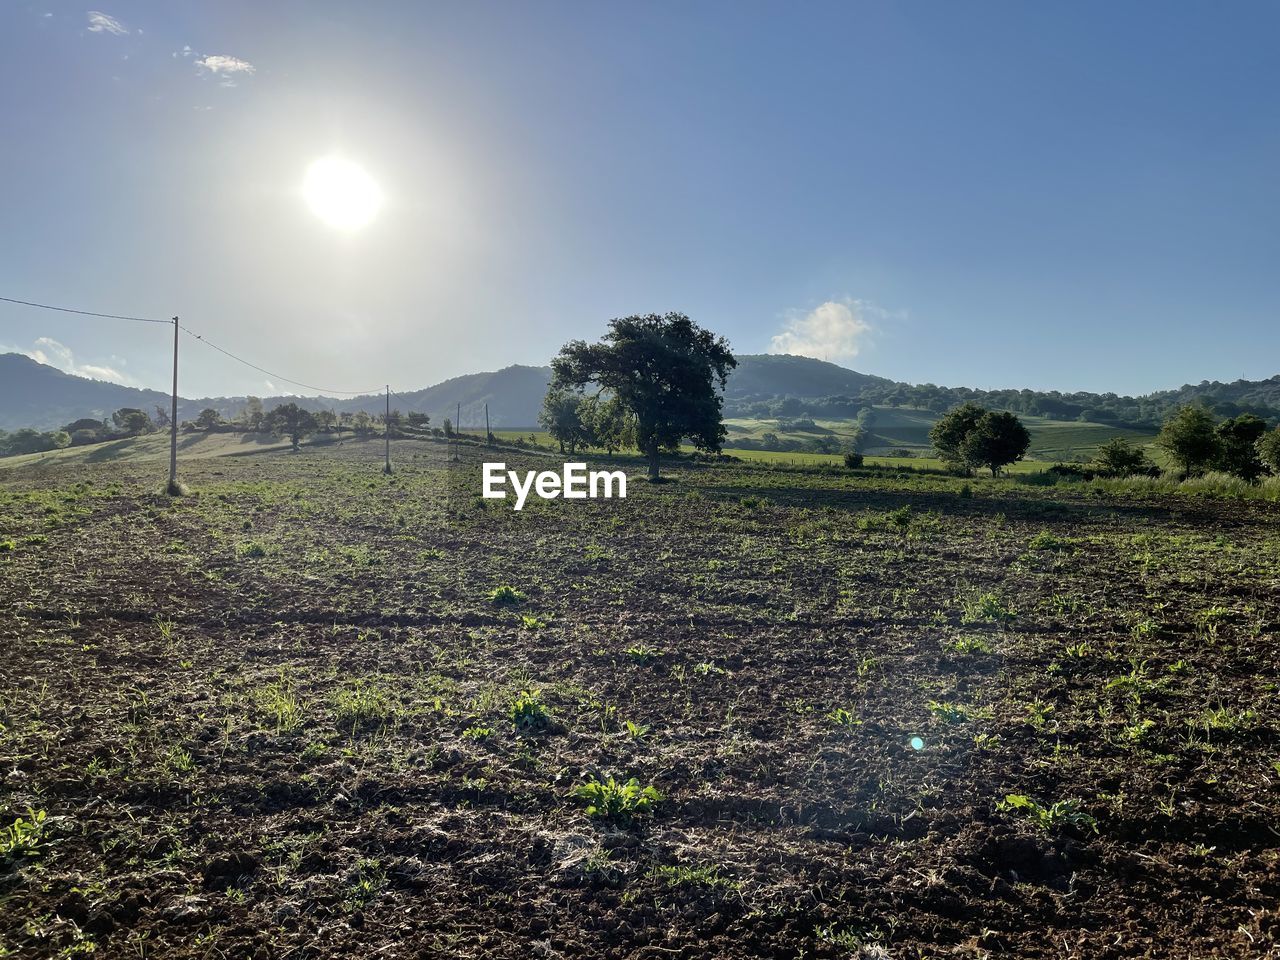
[302,156,384,231]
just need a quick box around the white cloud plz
[195,54,256,85]
[768,299,877,363]
[23,337,138,386]
[86,11,128,35]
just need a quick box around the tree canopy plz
[263,403,318,450]
[1259,426,1280,475]
[1156,405,1220,475]
[1095,436,1151,477]
[930,403,1030,476]
[549,313,735,480]
[1213,413,1266,481]
[111,408,154,437]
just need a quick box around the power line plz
[1,292,389,397]
[178,324,383,396]
[0,295,171,325]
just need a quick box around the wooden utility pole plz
[167,317,180,495]
[456,402,461,438]
[485,403,490,444]
[383,384,392,474]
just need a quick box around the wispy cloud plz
[195,53,256,85]
[768,299,878,363]
[22,337,138,386]
[86,10,128,35]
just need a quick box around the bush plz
[843,452,864,469]
[1258,427,1280,475]
[1095,437,1151,477]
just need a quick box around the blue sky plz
[1,1,1277,399]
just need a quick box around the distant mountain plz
[0,354,172,431]
[3,350,1277,434]
[349,365,554,429]
[0,353,554,431]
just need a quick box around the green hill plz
[725,354,894,403]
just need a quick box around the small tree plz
[583,394,634,455]
[380,409,403,436]
[550,312,735,481]
[64,417,105,437]
[1096,436,1150,477]
[195,408,223,431]
[929,402,988,470]
[314,409,337,434]
[5,429,47,455]
[539,387,591,454]
[152,406,171,430]
[959,411,1031,476]
[1258,426,1280,475]
[262,402,317,450]
[1213,413,1267,480]
[1156,405,1220,476]
[240,397,265,432]
[111,407,154,437]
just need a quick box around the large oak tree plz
[550,313,736,481]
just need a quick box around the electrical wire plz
[3,292,393,398]
[0,295,171,325]
[178,324,383,396]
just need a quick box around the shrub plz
[1095,437,1151,477]
[843,452,864,469]
[1258,427,1280,474]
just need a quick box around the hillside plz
[3,350,1278,436]
[0,354,172,431]
[725,354,894,404]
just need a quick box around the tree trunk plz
[646,442,661,482]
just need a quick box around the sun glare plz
[302,156,384,231]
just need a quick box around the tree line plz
[0,400,442,457]
[727,378,1280,431]
[925,401,1280,481]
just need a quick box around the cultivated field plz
[1,438,1278,958]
